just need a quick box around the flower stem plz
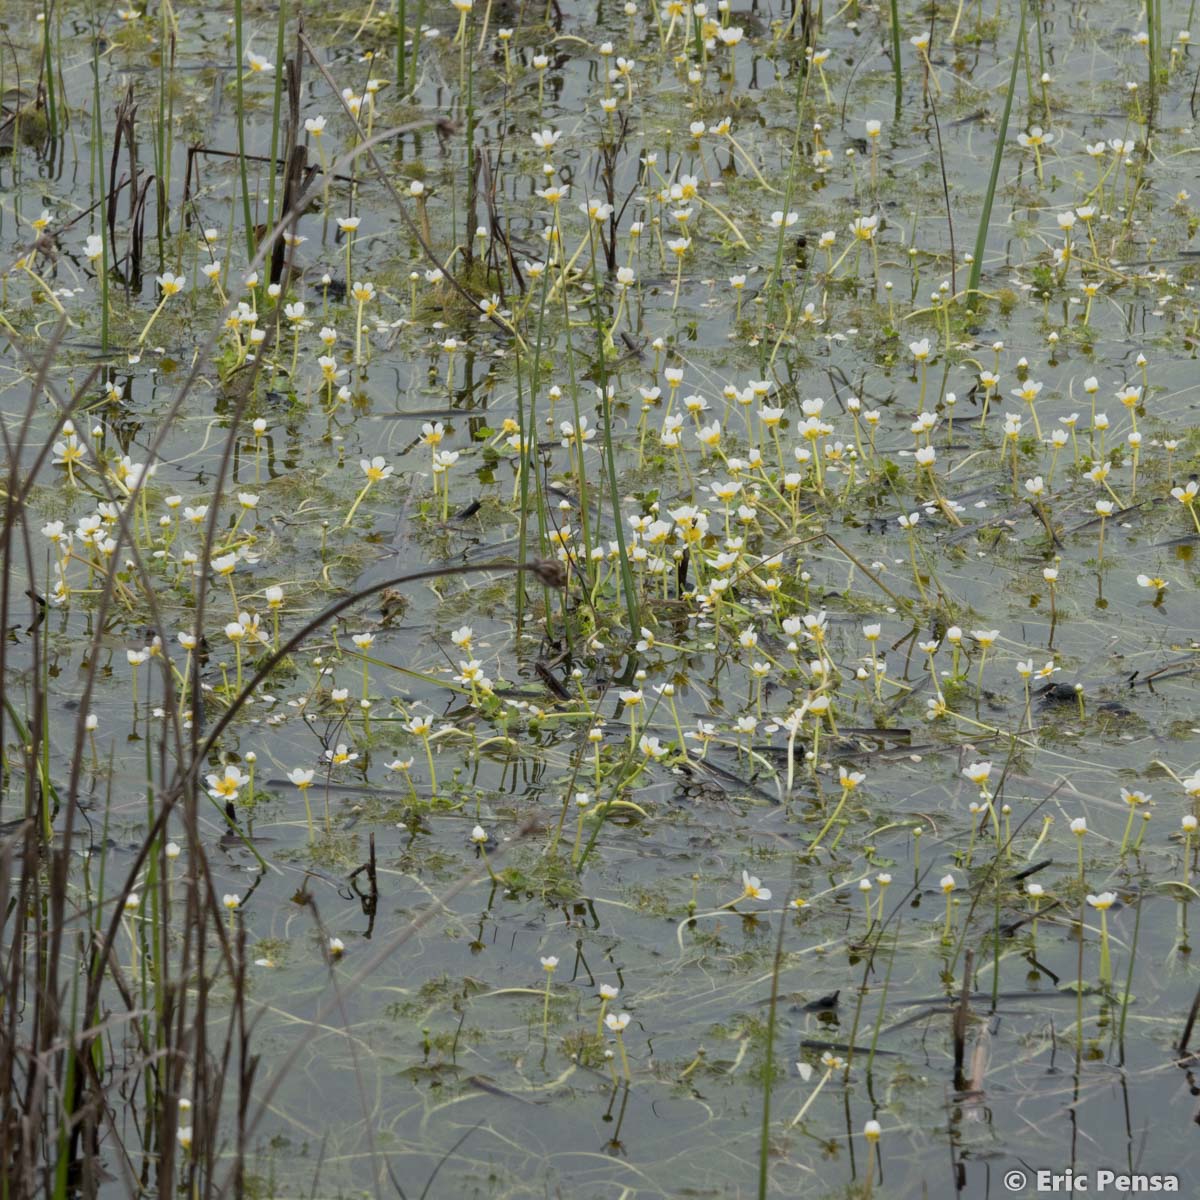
[343,479,373,527]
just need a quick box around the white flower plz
[850,215,878,240]
[962,762,992,786]
[741,871,771,901]
[206,765,246,800]
[1017,125,1053,148]
[360,456,393,481]
[323,743,359,766]
[639,734,667,759]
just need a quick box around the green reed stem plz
[42,0,58,139]
[757,891,787,1200]
[266,0,288,257]
[967,0,1025,301]
[233,0,257,269]
[91,41,109,349]
[1116,891,1142,1049]
[1146,0,1158,114]
[889,0,903,119]
[763,61,807,343]
[53,970,82,1199]
[397,0,407,90]
[514,264,552,634]
[1075,898,1085,1056]
[155,1,170,251]
[587,233,641,638]
[866,926,901,1078]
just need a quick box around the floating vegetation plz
[2,0,1200,1196]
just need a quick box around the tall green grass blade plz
[587,234,640,639]
[757,894,788,1200]
[233,0,257,269]
[42,0,58,138]
[397,0,407,91]
[967,0,1026,301]
[515,265,553,635]
[266,0,288,259]
[889,0,903,119]
[90,35,108,351]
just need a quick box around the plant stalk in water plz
[967,0,1026,301]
